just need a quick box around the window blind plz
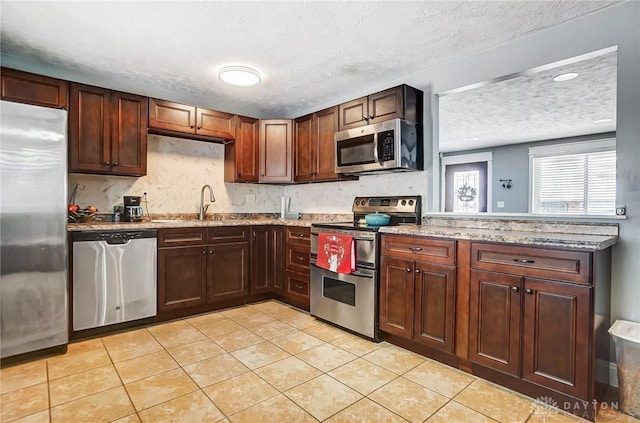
[531,148,616,215]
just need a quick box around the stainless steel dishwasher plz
[71,230,157,331]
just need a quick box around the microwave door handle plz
[373,133,379,164]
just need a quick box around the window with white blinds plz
[529,139,616,215]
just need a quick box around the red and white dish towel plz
[316,233,356,274]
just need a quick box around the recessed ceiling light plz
[470,137,480,141]
[593,118,613,123]
[552,72,579,82]
[218,66,261,86]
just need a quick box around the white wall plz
[70,134,283,214]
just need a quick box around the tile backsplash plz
[69,135,283,214]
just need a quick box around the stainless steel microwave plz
[334,118,423,174]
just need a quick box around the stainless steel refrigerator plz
[0,100,68,359]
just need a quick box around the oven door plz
[310,262,377,340]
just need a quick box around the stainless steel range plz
[310,195,421,340]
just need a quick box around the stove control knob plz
[409,200,414,206]
[401,200,407,206]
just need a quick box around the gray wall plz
[303,1,640,323]
[444,132,616,213]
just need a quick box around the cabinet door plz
[522,278,591,399]
[313,106,340,181]
[272,227,285,292]
[158,246,207,312]
[379,256,414,338]
[69,83,111,173]
[338,96,368,130]
[368,86,404,124]
[414,262,456,353]
[294,114,314,182]
[259,119,293,183]
[148,98,196,133]
[1,67,68,109]
[207,242,250,302]
[225,115,259,182]
[110,92,148,176]
[469,270,522,376]
[251,227,272,295]
[196,108,234,140]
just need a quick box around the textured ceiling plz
[0,1,619,119]
[439,50,617,152]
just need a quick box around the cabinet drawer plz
[471,243,591,284]
[286,226,310,245]
[158,228,206,247]
[287,244,310,272]
[381,235,456,265]
[286,271,309,297]
[207,226,250,244]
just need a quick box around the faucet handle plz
[203,204,210,214]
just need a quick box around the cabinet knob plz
[408,247,422,252]
[511,286,520,293]
[406,268,412,273]
[112,162,119,166]
[297,233,304,237]
[369,114,374,120]
[190,125,195,129]
[525,288,534,295]
[104,161,111,165]
[415,269,421,274]
[295,284,303,289]
[202,250,206,254]
[296,256,304,261]
[363,116,368,121]
[209,250,213,254]
[197,126,201,130]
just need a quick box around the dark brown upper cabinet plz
[1,67,68,109]
[338,85,423,131]
[224,115,259,183]
[259,119,293,183]
[69,83,147,176]
[294,106,355,183]
[148,98,234,143]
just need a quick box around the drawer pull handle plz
[295,256,305,261]
[297,233,305,237]
[408,247,423,252]
[525,288,534,295]
[295,284,303,289]
[513,258,535,264]
[511,286,520,293]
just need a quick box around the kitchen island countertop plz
[379,225,618,250]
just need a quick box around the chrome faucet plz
[199,184,216,220]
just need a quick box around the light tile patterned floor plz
[1,300,637,423]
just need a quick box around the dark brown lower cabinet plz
[250,226,284,296]
[157,245,207,312]
[469,269,592,400]
[379,235,457,354]
[207,242,250,303]
[157,227,249,320]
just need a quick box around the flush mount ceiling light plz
[470,137,480,141]
[218,66,261,86]
[552,72,579,82]
[593,118,613,123]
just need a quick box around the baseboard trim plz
[595,359,618,387]
[609,362,619,388]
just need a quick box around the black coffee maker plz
[123,196,143,222]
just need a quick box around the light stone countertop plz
[379,225,618,250]
[67,218,316,231]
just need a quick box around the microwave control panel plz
[379,130,395,161]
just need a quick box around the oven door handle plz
[310,262,374,279]
[353,237,374,242]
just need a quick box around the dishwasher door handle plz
[106,238,130,245]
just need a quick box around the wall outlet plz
[497,201,505,208]
[246,194,256,204]
[616,206,626,216]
